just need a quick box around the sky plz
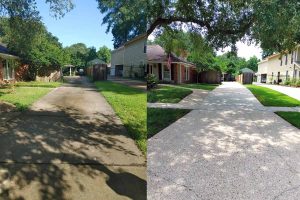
[36,0,114,49]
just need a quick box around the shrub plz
[296,79,300,87]
[291,78,297,87]
[284,78,291,86]
[146,74,158,90]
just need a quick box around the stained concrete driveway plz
[0,76,146,200]
[148,82,300,200]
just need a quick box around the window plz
[185,67,189,81]
[285,54,288,65]
[3,60,13,80]
[280,57,282,66]
[291,51,294,64]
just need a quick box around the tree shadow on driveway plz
[0,108,146,200]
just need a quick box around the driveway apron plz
[148,82,300,200]
[0,76,146,200]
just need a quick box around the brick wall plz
[15,64,29,81]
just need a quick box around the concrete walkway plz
[254,82,300,101]
[0,76,146,200]
[148,82,300,200]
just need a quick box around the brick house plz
[147,45,197,84]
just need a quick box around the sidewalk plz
[148,82,300,200]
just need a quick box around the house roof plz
[0,44,9,54]
[88,58,106,65]
[0,43,19,60]
[240,68,254,73]
[111,33,146,53]
[147,45,194,66]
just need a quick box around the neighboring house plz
[147,45,197,84]
[110,34,147,78]
[0,44,20,83]
[257,48,300,84]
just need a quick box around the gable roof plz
[112,33,146,53]
[147,45,194,66]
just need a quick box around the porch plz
[147,62,196,84]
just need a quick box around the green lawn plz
[148,86,192,103]
[15,81,62,88]
[181,83,219,91]
[276,112,300,129]
[0,87,53,110]
[147,108,191,138]
[94,81,147,154]
[246,85,300,107]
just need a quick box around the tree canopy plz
[0,18,68,79]
[97,0,300,53]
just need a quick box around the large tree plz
[97,0,300,52]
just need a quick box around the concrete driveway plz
[0,76,146,200]
[148,82,300,200]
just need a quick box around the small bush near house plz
[284,78,291,86]
[291,78,297,87]
[146,74,158,90]
[296,79,300,87]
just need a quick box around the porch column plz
[69,67,72,76]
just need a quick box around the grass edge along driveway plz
[94,81,147,154]
[181,83,219,91]
[147,108,191,138]
[275,111,300,129]
[246,84,300,107]
[148,85,192,103]
[0,81,62,110]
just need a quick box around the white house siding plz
[257,50,300,84]
[123,37,147,78]
[110,47,124,76]
[110,35,147,78]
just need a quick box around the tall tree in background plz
[246,56,260,72]
[97,45,111,63]
[64,43,89,67]
[86,47,98,65]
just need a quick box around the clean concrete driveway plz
[255,82,300,101]
[148,82,300,200]
[0,76,146,200]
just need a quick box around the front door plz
[163,64,171,81]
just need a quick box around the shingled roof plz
[147,45,194,66]
[0,44,9,54]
